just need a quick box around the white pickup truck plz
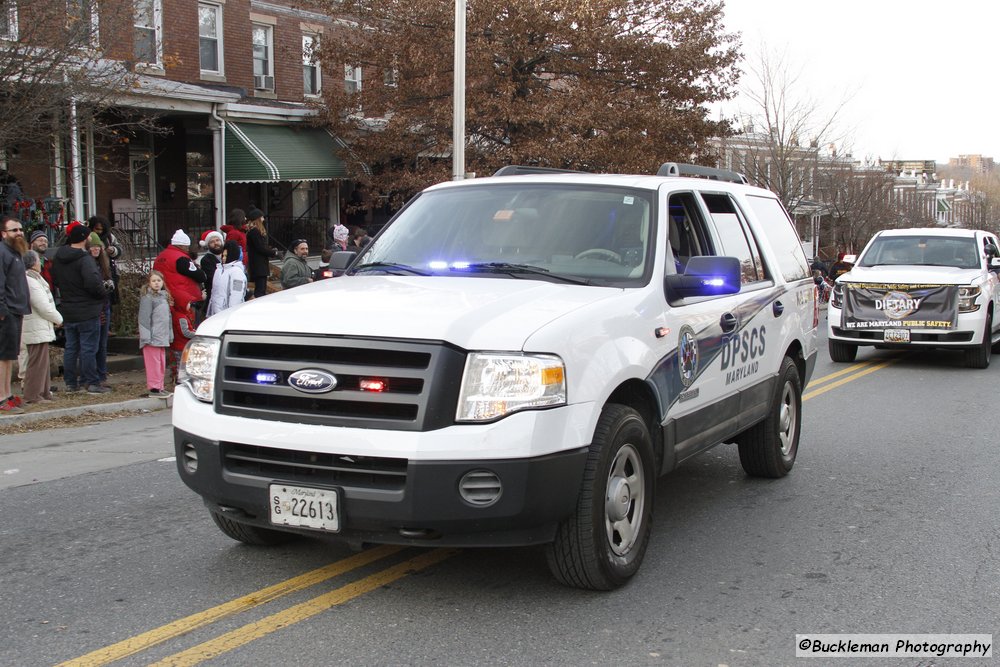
[827,227,1000,368]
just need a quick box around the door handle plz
[772,300,784,317]
[720,312,738,333]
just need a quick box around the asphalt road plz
[2,331,997,666]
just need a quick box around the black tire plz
[964,312,992,369]
[210,510,295,546]
[545,404,654,590]
[828,338,858,362]
[737,356,801,478]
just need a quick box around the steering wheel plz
[575,248,622,263]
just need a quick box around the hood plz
[53,245,89,265]
[198,275,620,350]
[838,264,984,285]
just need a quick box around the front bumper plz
[174,428,589,547]
[827,305,986,347]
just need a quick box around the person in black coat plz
[50,222,109,393]
[245,208,278,298]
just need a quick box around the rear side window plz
[744,195,810,282]
[701,193,767,284]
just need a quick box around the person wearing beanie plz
[86,232,115,388]
[245,209,278,298]
[199,229,226,303]
[28,230,54,289]
[50,218,107,394]
[208,240,247,317]
[87,215,121,307]
[280,239,313,290]
[152,229,207,383]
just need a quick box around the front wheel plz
[210,510,296,546]
[546,404,654,590]
[828,338,858,362]
[737,356,802,478]
[964,312,992,368]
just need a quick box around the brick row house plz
[0,0,371,253]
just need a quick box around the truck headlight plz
[958,285,981,313]
[179,337,220,402]
[831,283,843,309]
[456,353,566,422]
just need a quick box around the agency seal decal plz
[678,325,699,388]
[288,369,338,393]
[876,290,922,320]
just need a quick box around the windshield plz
[350,183,655,286]
[858,235,981,270]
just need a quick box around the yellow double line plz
[803,356,901,401]
[59,545,457,667]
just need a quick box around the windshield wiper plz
[352,261,430,276]
[456,262,592,285]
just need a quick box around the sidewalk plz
[0,352,172,432]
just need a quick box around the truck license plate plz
[269,484,340,532]
[884,328,910,343]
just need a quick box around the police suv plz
[827,228,1000,368]
[174,163,818,590]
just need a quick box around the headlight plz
[958,285,981,313]
[179,337,220,402]
[831,283,843,308]
[456,353,566,422]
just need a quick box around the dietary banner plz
[841,283,958,329]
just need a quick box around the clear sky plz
[718,0,998,164]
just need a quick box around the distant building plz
[948,154,995,174]
[877,159,938,176]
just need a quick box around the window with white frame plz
[252,24,273,89]
[199,2,223,74]
[344,65,362,94]
[133,0,161,65]
[0,1,15,41]
[303,34,321,96]
[68,0,99,45]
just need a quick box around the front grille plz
[216,333,467,431]
[832,327,974,343]
[223,442,408,490]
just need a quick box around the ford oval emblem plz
[287,369,338,394]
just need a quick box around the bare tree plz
[0,2,159,168]
[814,164,897,252]
[313,0,740,202]
[729,46,853,208]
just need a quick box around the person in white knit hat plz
[198,229,226,303]
[152,229,206,383]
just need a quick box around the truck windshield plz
[351,183,655,286]
[859,235,981,270]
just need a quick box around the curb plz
[0,396,172,427]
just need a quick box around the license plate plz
[269,484,340,532]
[884,328,910,343]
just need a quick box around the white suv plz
[174,163,818,589]
[827,227,1000,368]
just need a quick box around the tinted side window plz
[744,195,810,282]
[701,193,768,284]
[667,192,715,273]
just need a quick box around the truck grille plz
[216,333,467,431]
[223,443,408,490]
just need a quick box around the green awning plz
[225,123,348,183]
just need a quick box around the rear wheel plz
[737,356,801,478]
[210,510,295,546]
[546,404,654,590]
[828,338,858,362]
[964,312,992,369]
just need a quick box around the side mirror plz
[330,250,358,273]
[990,257,1000,269]
[665,255,741,300]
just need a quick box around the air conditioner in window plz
[254,75,274,90]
